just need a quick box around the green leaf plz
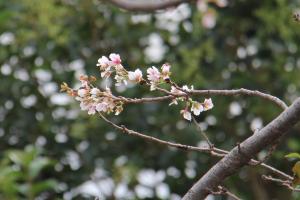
[30,179,57,195]
[285,153,300,159]
[28,157,52,178]
[292,161,300,186]
[293,161,300,177]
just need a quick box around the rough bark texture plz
[183,97,300,200]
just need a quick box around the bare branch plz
[192,116,213,148]
[256,162,293,181]
[107,0,194,12]
[253,138,281,165]
[262,175,300,192]
[182,97,300,200]
[98,113,222,154]
[207,185,242,200]
[190,88,288,110]
[119,88,287,111]
[99,112,293,183]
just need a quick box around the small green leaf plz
[292,161,300,186]
[29,158,52,178]
[285,153,300,159]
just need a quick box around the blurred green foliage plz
[1,0,300,199]
[0,146,56,200]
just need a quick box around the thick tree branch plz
[182,97,300,200]
[107,0,193,12]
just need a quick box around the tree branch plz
[120,88,287,110]
[107,0,194,12]
[99,111,293,183]
[182,97,300,200]
[98,113,221,154]
[262,175,300,192]
[209,185,242,200]
[190,88,288,110]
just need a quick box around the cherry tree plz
[61,1,300,199]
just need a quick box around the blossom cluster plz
[96,53,171,91]
[61,53,214,121]
[61,75,124,116]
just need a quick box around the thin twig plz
[262,175,300,192]
[208,186,242,200]
[253,138,281,165]
[192,116,213,148]
[219,186,242,200]
[190,88,288,110]
[99,113,224,155]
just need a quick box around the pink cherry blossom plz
[161,63,171,80]
[203,98,214,111]
[180,109,192,121]
[87,104,97,115]
[96,102,109,112]
[109,53,121,65]
[128,69,143,83]
[147,66,161,83]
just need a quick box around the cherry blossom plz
[191,101,204,115]
[77,88,88,97]
[161,63,171,80]
[147,66,161,90]
[182,85,194,92]
[96,102,109,112]
[181,109,192,121]
[63,54,214,121]
[90,88,100,96]
[203,98,214,111]
[97,56,110,69]
[87,104,97,115]
[115,75,128,86]
[170,86,185,95]
[147,66,161,82]
[109,53,121,65]
[128,69,143,83]
[79,75,89,88]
